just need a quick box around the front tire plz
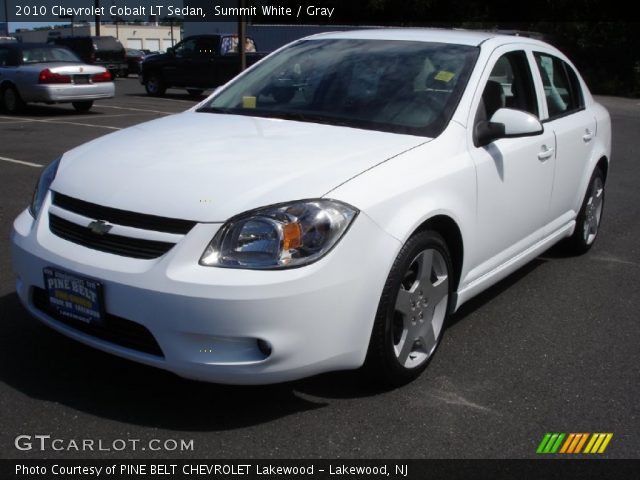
[365,230,453,387]
[72,101,94,113]
[145,73,166,96]
[1,85,25,114]
[565,167,605,254]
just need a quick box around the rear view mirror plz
[475,108,543,147]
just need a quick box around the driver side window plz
[174,39,197,58]
[477,50,539,123]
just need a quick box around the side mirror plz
[475,108,543,147]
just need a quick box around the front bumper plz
[22,83,115,103]
[11,201,400,384]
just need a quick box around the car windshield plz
[21,47,81,64]
[199,38,479,136]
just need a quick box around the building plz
[13,23,181,52]
[184,22,366,52]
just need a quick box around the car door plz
[531,51,598,230]
[163,38,198,86]
[468,47,556,278]
[189,36,219,88]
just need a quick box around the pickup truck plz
[140,34,268,97]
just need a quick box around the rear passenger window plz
[534,53,584,119]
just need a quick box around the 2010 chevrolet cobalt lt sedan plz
[11,29,611,386]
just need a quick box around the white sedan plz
[0,43,114,113]
[11,29,610,386]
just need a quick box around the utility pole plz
[2,0,9,36]
[94,0,101,36]
[238,0,247,71]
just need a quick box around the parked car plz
[11,29,610,386]
[140,34,268,97]
[50,36,126,79]
[0,43,114,113]
[124,48,145,76]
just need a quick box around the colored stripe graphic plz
[584,433,614,454]
[536,433,565,454]
[537,433,613,454]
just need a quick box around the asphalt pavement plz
[0,79,638,459]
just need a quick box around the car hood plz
[53,112,428,222]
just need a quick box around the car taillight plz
[38,69,72,84]
[92,71,112,82]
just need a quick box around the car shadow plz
[7,105,106,117]
[446,257,548,329]
[0,292,327,431]
[0,255,549,427]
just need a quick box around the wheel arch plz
[0,79,17,92]
[596,155,609,183]
[413,214,464,294]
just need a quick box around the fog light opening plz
[257,339,272,358]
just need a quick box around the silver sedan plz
[0,43,115,113]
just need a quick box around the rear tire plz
[1,85,25,114]
[72,101,94,113]
[145,73,166,96]
[564,167,605,255]
[365,230,453,387]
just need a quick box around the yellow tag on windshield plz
[242,96,257,108]
[434,71,455,82]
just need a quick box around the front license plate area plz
[43,267,104,324]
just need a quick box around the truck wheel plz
[145,73,166,96]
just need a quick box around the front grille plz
[32,287,164,357]
[49,214,175,259]
[52,192,196,235]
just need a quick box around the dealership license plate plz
[43,268,104,324]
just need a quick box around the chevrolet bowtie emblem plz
[87,220,113,235]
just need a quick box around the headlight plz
[29,157,61,219]
[200,199,358,269]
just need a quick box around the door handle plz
[583,129,594,143]
[538,145,554,161]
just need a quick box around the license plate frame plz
[43,267,105,324]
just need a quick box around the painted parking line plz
[0,119,32,125]
[0,155,43,168]
[0,116,121,130]
[98,104,176,115]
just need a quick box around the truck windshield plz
[199,38,478,137]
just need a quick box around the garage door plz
[127,39,143,49]
[162,39,174,52]
[146,39,160,52]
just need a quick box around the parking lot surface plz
[0,79,638,459]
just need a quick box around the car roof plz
[307,28,549,48]
[2,43,65,50]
